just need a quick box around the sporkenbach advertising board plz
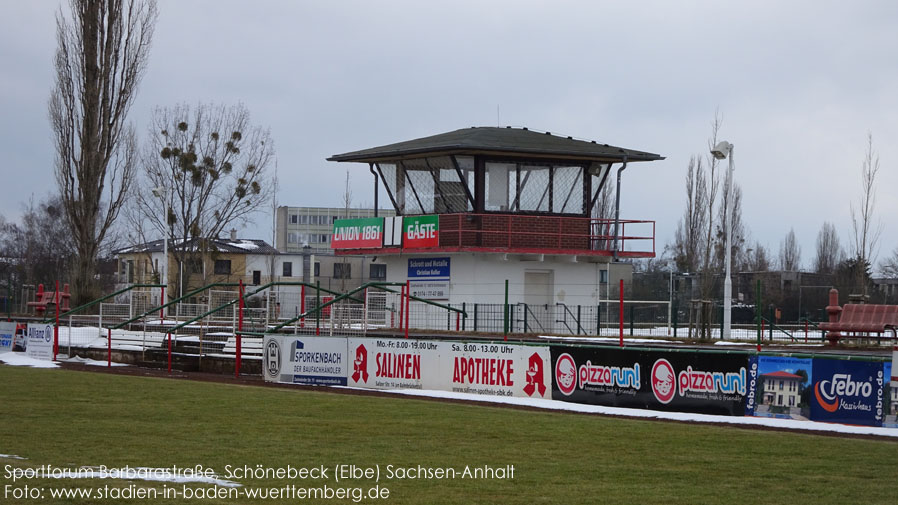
[345,337,552,399]
[550,345,750,415]
[262,335,348,386]
[26,323,55,361]
[809,358,885,427]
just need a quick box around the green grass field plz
[1,365,896,504]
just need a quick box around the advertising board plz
[346,338,552,399]
[408,257,450,300]
[0,321,14,352]
[26,323,55,361]
[550,345,750,416]
[402,215,439,248]
[750,356,812,420]
[331,217,384,249]
[809,358,884,427]
[262,335,348,386]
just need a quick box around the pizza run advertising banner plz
[550,345,751,416]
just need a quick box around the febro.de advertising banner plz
[550,345,751,416]
[809,358,885,427]
[262,335,348,386]
[402,215,439,248]
[344,337,552,399]
[331,217,384,249]
[26,323,55,361]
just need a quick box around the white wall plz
[377,253,629,306]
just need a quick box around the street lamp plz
[711,141,734,339]
[152,186,168,315]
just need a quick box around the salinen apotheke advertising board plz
[263,335,552,400]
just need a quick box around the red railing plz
[435,214,654,257]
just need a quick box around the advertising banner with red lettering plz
[346,338,552,399]
[402,215,439,248]
[346,338,430,390]
[439,342,551,399]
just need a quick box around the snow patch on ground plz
[0,352,59,368]
[38,467,241,487]
[362,387,898,438]
[64,356,129,367]
[539,335,683,345]
[0,454,27,460]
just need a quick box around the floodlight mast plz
[710,141,734,340]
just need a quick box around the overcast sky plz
[2,1,897,271]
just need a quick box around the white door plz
[524,270,554,332]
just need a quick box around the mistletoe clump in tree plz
[134,103,274,295]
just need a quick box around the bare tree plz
[49,0,157,304]
[671,155,708,273]
[813,222,841,274]
[778,228,801,271]
[744,241,772,272]
[879,249,898,279]
[850,133,883,267]
[713,182,746,271]
[670,112,723,299]
[0,196,76,288]
[700,113,723,297]
[132,102,275,296]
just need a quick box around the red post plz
[167,333,172,374]
[398,284,405,331]
[236,280,244,378]
[456,312,460,332]
[53,280,59,360]
[107,328,112,368]
[160,286,165,321]
[405,280,411,339]
[619,279,624,348]
[300,284,306,328]
[825,288,842,345]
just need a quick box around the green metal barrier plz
[162,281,367,336]
[262,281,467,336]
[41,284,165,324]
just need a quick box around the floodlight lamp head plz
[710,141,732,160]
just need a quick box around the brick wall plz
[439,214,590,251]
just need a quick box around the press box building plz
[326,126,663,327]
